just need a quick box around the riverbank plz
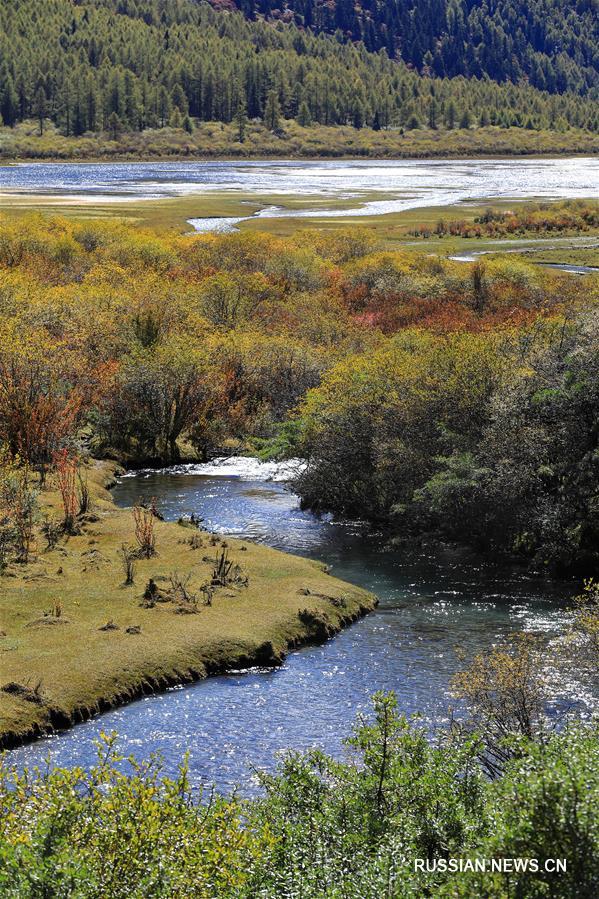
[0,461,376,750]
[2,121,599,162]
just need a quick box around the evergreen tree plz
[428,99,438,130]
[158,86,171,129]
[1,74,18,127]
[264,89,281,130]
[34,86,47,135]
[235,86,248,141]
[446,100,457,129]
[297,99,312,127]
[169,107,183,129]
[108,111,123,141]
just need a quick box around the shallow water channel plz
[8,459,575,793]
[2,157,598,230]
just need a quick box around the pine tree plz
[34,86,47,135]
[169,107,183,129]
[428,99,438,130]
[171,84,188,115]
[353,101,365,129]
[107,111,123,141]
[297,99,312,127]
[1,75,18,127]
[264,89,281,131]
[235,89,248,141]
[446,100,457,129]
[158,86,171,128]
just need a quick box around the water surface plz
[8,460,574,793]
[2,158,597,230]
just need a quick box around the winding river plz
[8,459,575,793]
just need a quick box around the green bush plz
[2,694,597,897]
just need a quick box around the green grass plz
[0,190,389,232]
[524,245,599,266]
[0,462,376,747]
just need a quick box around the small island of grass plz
[0,461,376,749]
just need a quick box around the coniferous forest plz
[228,0,599,94]
[0,0,598,145]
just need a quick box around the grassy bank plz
[0,461,376,749]
[2,120,599,162]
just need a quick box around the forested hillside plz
[227,0,599,95]
[0,0,597,140]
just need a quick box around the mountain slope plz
[224,0,599,94]
[0,0,597,141]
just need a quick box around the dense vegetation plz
[228,0,599,95]
[1,0,598,145]
[408,199,599,239]
[6,119,599,161]
[0,213,598,573]
[295,300,599,574]
[1,690,598,897]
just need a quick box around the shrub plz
[133,504,156,559]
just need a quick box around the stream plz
[8,459,576,793]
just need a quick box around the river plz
[2,157,598,230]
[8,459,576,793]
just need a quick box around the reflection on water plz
[7,462,575,793]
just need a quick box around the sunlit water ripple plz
[6,458,585,794]
[2,157,597,232]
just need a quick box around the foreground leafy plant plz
[0,734,267,899]
[2,695,597,897]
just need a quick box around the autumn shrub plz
[97,339,210,464]
[119,543,137,586]
[451,634,550,777]
[409,201,599,240]
[0,455,38,563]
[133,504,156,558]
[53,448,78,533]
[570,579,599,670]
[295,309,599,572]
[0,214,597,570]
[0,329,82,483]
